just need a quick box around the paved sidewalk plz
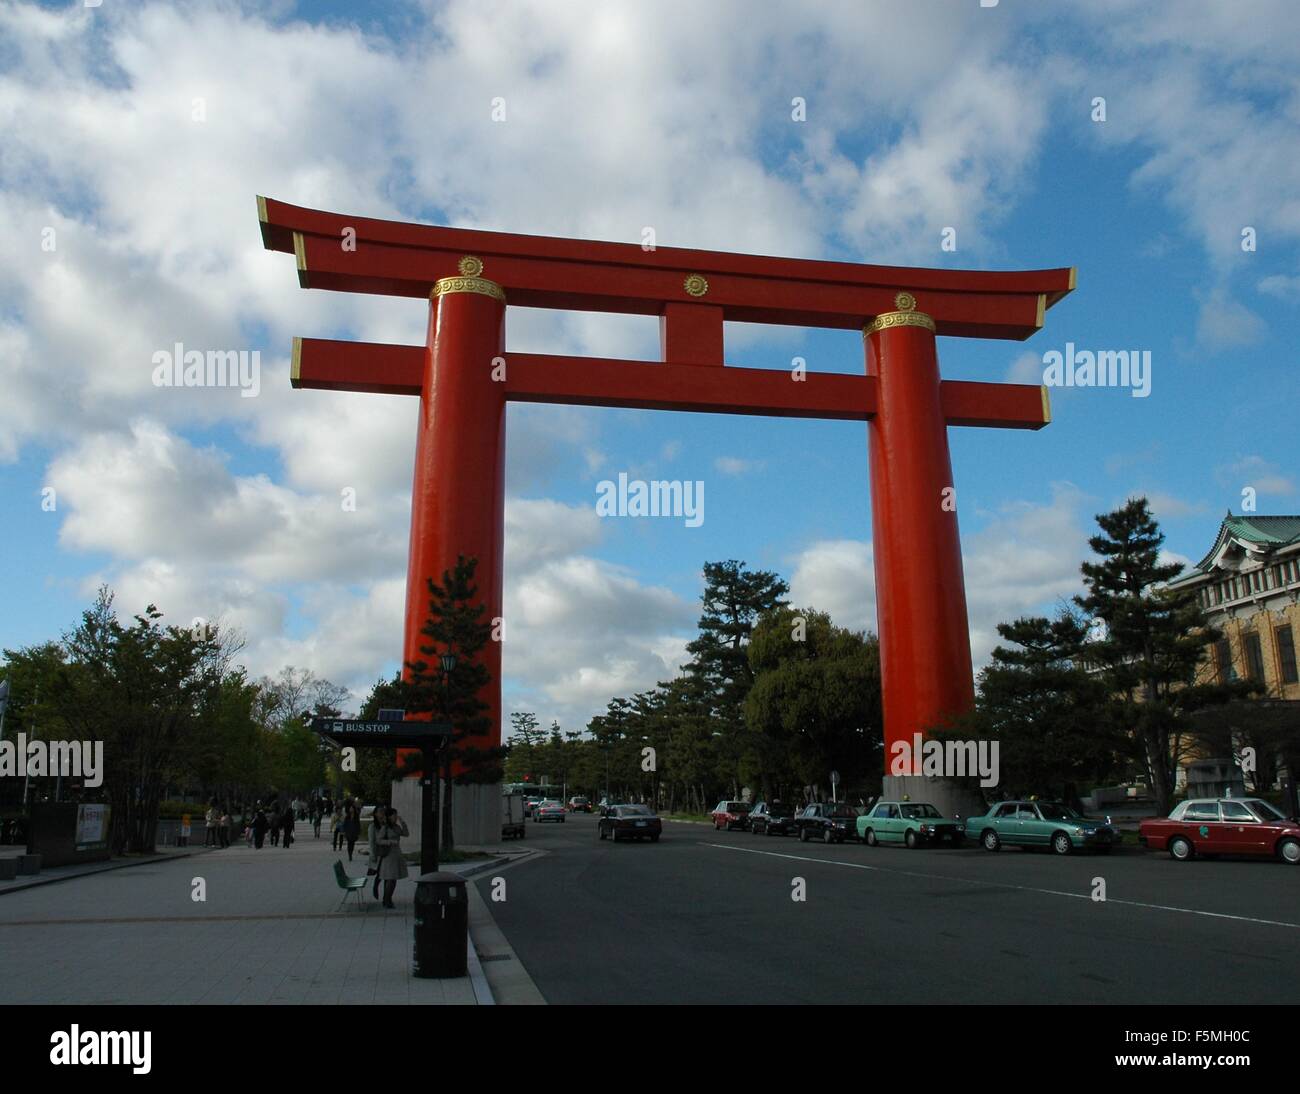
[0,822,486,1004]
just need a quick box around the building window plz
[1243,632,1265,683]
[1278,625,1299,686]
[1215,637,1236,683]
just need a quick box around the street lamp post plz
[420,651,457,875]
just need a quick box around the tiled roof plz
[1191,513,1300,573]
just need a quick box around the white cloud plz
[714,456,765,476]
[1215,456,1297,498]
[1258,274,1300,300]
[1005,350,1044,386]
[1138,491,1210,521]
[790,484,1092,668]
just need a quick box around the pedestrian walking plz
[343,804,361,861]
[312,803,322,839]
[332,809,344,851]
[219,808,232,848]
[282,805,295,848]
[252,806,269,850]
[268,803,282,846]
[204,804,219,847]
[368,806,409,908]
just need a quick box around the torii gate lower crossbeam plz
[259,196,1072,819]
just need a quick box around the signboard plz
[29,802,112,866]
[75,803,110,850]
[310,718,452,747]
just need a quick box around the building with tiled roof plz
[1169,513,1300,697]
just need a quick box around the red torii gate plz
[258,195,1072,802]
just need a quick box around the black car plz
[598,804,663,843]
[792,802,861,844]
[749,801,797,836]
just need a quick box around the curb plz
[0,846,217,896]
[465,927,495,1005]
[464,854,547,1005]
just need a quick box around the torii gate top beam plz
[259,197,1073,341]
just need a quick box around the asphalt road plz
[476,814,1300,1004]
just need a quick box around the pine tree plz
[404,555,499,853]
[685,560,788,792]
[961,610,1124,803]
[1075,498,1253,812]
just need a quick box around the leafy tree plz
[56,588,223,853]
[0,642,73,811]
[745,607,881,798]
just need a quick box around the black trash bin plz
[413,871,468,978]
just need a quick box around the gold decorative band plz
[863,310,936,337]
[432,275,506,304]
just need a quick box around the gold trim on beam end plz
[290,337,302,388]
[1068,266,1077,291]
[256,195,276,250]
[1041,385,1052,424]
[431,275,506,304]
[1035,293,1046,328]
[293,232,308,288]
[863,310,936,338]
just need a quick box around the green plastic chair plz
[333,859,367,910]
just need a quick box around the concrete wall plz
[391,779,501,848]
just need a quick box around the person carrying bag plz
[367,807,409,909]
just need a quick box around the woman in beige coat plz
[369,807,410,908]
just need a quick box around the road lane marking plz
[702,843,1300,931]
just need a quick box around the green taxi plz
[965,799,1118,855]
[856,800,965,848]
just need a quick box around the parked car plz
[965,800,1115,855]
[533,799,567,823]
[568,797,592,813]
[857,800,964,848]
[523,797,543,817]
[792,802,859,843]
[1139,797,1300,864]
[599,803,663,842]
[710,801,752,831]
[749,801,797,836]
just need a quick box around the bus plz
[504,782,563,814]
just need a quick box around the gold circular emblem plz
[894,291,917,311]
[683,274,709,297]
[458,255,484,277]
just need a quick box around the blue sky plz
[1,0,1297,730]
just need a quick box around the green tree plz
[57,588,223,853]
[953,610,1124,803]
[685,560,788,789]
[405,556,500,853]
[745,607,881,798]
[1075,498,1254,812]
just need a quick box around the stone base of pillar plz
[390,779,503,849]
[881,774,988,822]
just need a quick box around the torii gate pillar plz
[402,271,506,700]
[865,296,983,816]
